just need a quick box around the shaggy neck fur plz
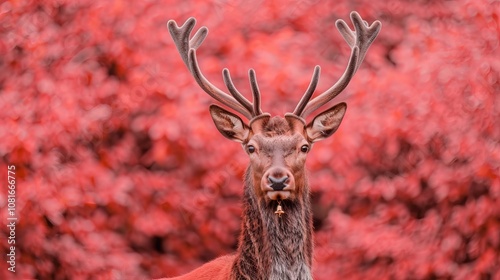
[230,166,313,280]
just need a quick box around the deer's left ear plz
[209,105,250,142]
[306,103,347,143]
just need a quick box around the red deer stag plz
[162,12,381,280]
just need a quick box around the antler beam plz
[168,18,263,120]
[293,12,382,118]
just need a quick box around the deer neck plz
[231,167,313,280]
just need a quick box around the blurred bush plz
[0,0,499,279]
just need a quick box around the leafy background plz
[1,0,499,279]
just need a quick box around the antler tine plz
[167,18,206,67]
[187,50,253,119]
[222,69,254,114]
[292,65,321,116]
[168,18,257,120]
[299,47,359,118]
[336,12,381,72]
[249,69,263,116]
[297,12,381,118]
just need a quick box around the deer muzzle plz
[262,169,294,200]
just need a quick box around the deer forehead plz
[249,134,305,153]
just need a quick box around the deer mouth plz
[265,190,291,200]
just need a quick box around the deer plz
[161,11,381,280]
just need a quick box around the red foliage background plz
[1,0,499,279]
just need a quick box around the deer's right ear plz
[209,105,250,142]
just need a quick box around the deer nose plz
[268,175,289,191]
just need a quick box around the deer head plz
[168,12,381,205]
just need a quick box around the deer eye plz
[247,145,256,154]
[300,145,309,153]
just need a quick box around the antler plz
[293,12,382,118]
[167,18,263,120]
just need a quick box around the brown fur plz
[162,116,314,280]
[230,116,314,279]
[163,94,348,280]
[230,167,313,280]
[263,116,294,136]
